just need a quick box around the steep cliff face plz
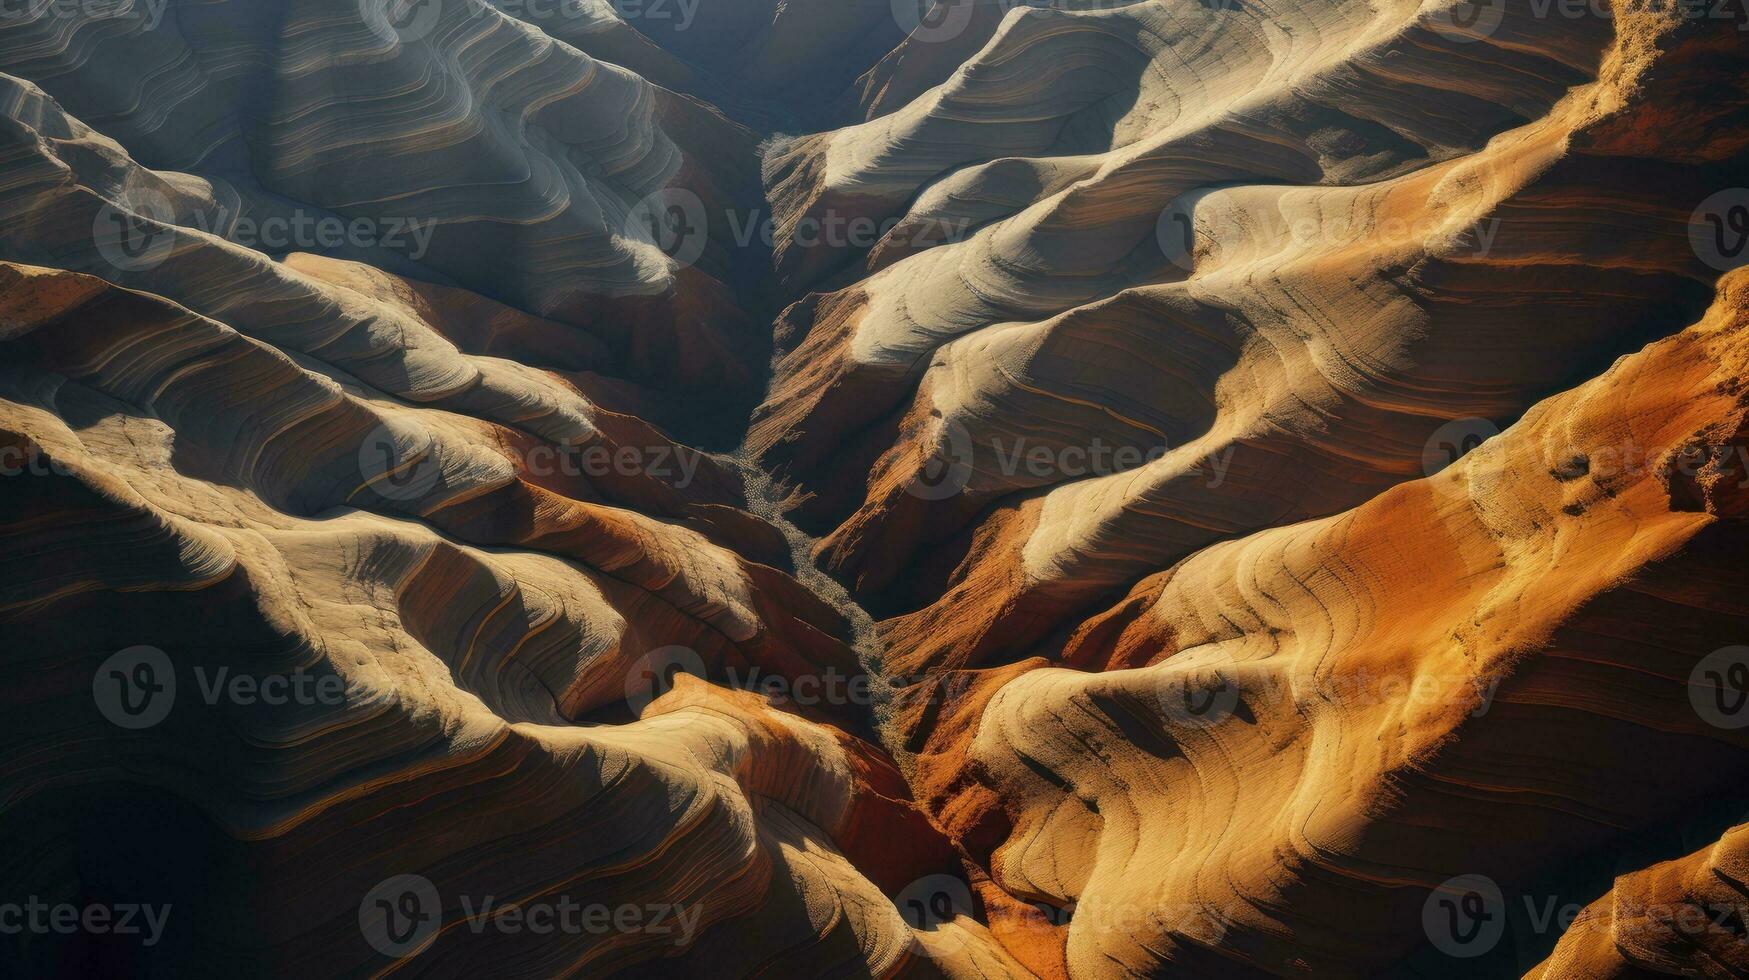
[3,1,1749,977]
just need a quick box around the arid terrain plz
[3,0,1749,976]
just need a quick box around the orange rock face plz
[5,1,1749,977]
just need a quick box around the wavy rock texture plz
[748,0,1749,976]
[0,0,770,434]
[4,0,1749,977]
[1530,822,1749,978]
[0,257,996,975]
[907,273,1749,976]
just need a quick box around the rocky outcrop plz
[903,272,1749,975]
[0,0,771,435]
[0,255,998,974]
[1529,822,1749,978]
[6,0,1749,977]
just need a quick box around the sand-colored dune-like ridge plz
[4,0,1749,976]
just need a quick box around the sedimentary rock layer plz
[0,254,1008,974]
[5,0,1749,977]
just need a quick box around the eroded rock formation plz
[4,0,1749,977]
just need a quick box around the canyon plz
[3,0,1749,976]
